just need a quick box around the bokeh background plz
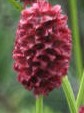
[0,0,84,113]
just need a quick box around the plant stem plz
[62,76,77,113]
[76,71,84,109]
[36,95,43,113]
[8,0,23,11]
[68,0,83,79]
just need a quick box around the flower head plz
[13,1,72,95]
[79,106,84,113]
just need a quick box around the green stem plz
[8,0,23,11]
[76,71,84,109]
[68,0,83,79]
[36,95,43,113]
[62,76,77,113]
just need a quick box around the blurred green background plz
[0,0,84,113]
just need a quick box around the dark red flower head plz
[79,106,84,113]
[13,1,72,96]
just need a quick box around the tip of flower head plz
[20,0,48,8]
[20,0,37,8]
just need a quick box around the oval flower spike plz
[13,1,72,96]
